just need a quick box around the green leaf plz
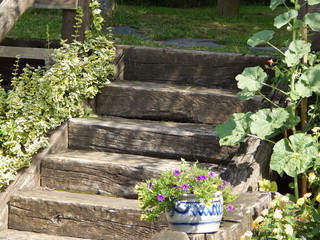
[249,108,290,139]
[236,66,267,93]
[296,64,320,97]
[270,0,286,10]
[284,40,311,67]
[247,30,274,47]
[304,13,320,31]
[216,112,253,146]
[270,133,318,177]
[274,10,298,29]
[308,0,320,5]
[237,88,256,101]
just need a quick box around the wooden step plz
[68,117,238,164]
[41,150,220,198]
[0,229,91,240]
[8,191,271,240]
[115,45,271,90]
[96,81,260,125]
[8,190,166,240]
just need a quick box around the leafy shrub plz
[0,0,115,191]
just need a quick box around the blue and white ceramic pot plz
[165,192,223,233]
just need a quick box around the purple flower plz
[227,205,233,211]
[209,172,215,178]
[196,175,207,181]
[200,175,207,180]
[222,180,227,186]
[173,170,181,175]
[182,184,189,190]
[148,182,153,189]
[157,195,165,201]
[172,184,178,188]
[218,185,223,190]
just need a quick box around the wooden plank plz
[0,46,52,60]
[33,0,78,9]
[0,0,36,43]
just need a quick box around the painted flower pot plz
[165,192,223,233]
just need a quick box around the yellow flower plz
[296,197,305,206]
[274,209,283,219]
[252,216,264,228]
[261,209,269,216]
[206,202,212,206]
[316,193,320,203]
[284,224,293,236]
[308,172,316,183]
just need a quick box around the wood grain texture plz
[96,81,261,125]
[33,0,78,9]
[68,117,238,164]
[41,150,201,198]
[115,45,272,90]
[0,0,35,42]
[9,190,167,240]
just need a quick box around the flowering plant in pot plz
[134,160,237,233]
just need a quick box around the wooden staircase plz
[0,46,272,239]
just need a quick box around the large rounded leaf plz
[274,10,298,29]
[216,112,253,146]
[296,64,320,97]
[270,0,286,10]
[249,108,290,140]
[270,133,318,177]
[284,40,311,67]
[308,0,320,5]
[247,30,274,47]
[236,66,267,92]
[304,13,320,31]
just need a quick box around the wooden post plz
[61,0,91,42]
[217,0,240,17]
[0,0,36,43]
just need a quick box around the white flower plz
[280,195,289,203]
[272,228,280,234]
[261,209,269,216]
[304,192,312,198]
[244,231,253,237]
[93,9,101,14]
[284,224,293,236]
[274,209,283,219]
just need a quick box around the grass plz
[7,9,62,40]
[8,4,287,54]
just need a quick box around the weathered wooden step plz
[96,81,260,125]
[68,117,238,164]
[41,150,220,198]
[8,190,166,240]
[0,229,91,240]
[115,45,271,90]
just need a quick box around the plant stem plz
[294,175,299,200]
[267,42,284,55]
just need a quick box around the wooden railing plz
[0,0,90,61]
